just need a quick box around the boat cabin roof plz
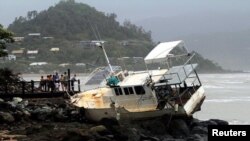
[117,69,168,87]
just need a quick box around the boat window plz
[123,87,134,95]
[114,87,123,96]
[124,88,129,95]
[114,88,119,96]
[134,86,145,95]
[129,87,134,94]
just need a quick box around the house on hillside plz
[59,63,70,67]
[11,49,24,58]
[13,37,24,42]
[29,62,48,66]
[27,33,41,39]
[43,36,54,40]
[0,54,16,61]
[75,63,86,67]
[27,50,39,59]
[50,48,60,52]
[28,33,41,37]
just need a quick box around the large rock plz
[0,101,13,111]
[52,108,68,122]
[209,119,228,125]
[0,111,15,123]
[168,119,190,138]
[90,125,110,136]
[140,119,167,134]
[13,97,23,103]
[187,134,205,141]
[200,120,217,127]
[31,106,53,121]
[191,126,208,135]
[140,133,160,141]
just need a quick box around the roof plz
[28,33,41,36]
[144,40,184,64]
[59,63,70,67]
[76,63,86,66]
[13,37,24,42]
[27,50,38,54]
[12,50,24,54]
[43,37,54,39]
[50,48,60,52]
[29,62,47,66]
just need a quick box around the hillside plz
[4,0,224,73]
[8,0,151,41]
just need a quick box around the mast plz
[96,42,114,73]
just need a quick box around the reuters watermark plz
[208,125,249,140]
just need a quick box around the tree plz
[0,24,14,57]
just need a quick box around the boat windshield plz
[85,66,122,85]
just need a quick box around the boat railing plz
[174,52,196,78]
[0,79,81,95]
[161,53,198,85]
[83,67,105,84]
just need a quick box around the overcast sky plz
[1,0,250,27]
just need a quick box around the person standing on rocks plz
[71,74,77,91]
[39,76,45,91]
[63,72,68,91]
[54,72,60,91]
[60,74,65,91]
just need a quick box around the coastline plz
[0,97,228,141]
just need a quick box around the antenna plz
[87,21,114,73]
[94,25,102,41]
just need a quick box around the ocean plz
[195,73,250,124]
[22,73,250,124]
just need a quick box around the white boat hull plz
[83,86,205,121]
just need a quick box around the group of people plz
[39,72,77,92]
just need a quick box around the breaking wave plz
[229,119,249,125]
[203,85,224,89]
[205,98,250,103]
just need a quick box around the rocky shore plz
[0,97,228,141]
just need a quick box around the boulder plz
[140,133,160,141]
[13,97,23,103]
[31,106,53,121]
[0,101,13,111]
[209,119,228,125]
[187,134,205,141]
[200,120,217,127]
[191,126,208,135]
[0,111,15,123]
[168,119,190,138]
[90,125,110,136]
[140,119,167,134]
[22,110,31,117]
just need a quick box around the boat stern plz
[183,86,206,116]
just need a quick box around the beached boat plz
[71,40,205,121]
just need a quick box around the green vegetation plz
[0,24,14,57]
[8,1,151,41]
[3,0,224,73]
